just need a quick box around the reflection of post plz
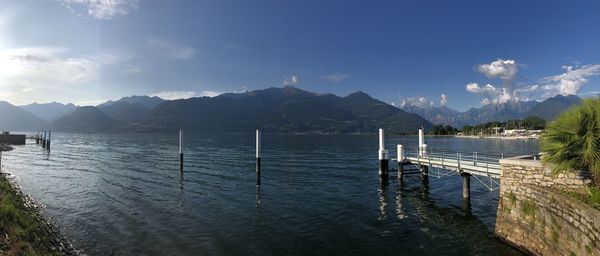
[395,184,407,220]
[179,129,184,171]
[378,177,388,220]
[178,171,184,207]
[255,184,262,208]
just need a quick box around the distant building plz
[504,129,527,135]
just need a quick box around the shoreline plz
[454,135,539,140]
[0,173,79,255]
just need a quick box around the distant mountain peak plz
[345,91,372,99]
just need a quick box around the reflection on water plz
[378,177,388,220]
[2,133,536,255]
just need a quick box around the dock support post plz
[420,165,428,181]
[462,172,471,199]
[378,129,388,178]
[179,129,183,171]
[43,131,47,149]
[36,131,40,144]
[397,144,404,180]
[256,129,261,185]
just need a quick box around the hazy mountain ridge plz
[52,106,122,132]
[20,102,77,122]
[98,96,165,110]
[0,101,48,131]
[130,86,432,133]
[401,95,582,128]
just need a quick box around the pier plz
[378,128,506,199]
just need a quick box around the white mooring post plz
[256,129,261,185]
[418,128,424,156]
[378,129,388,177]
[397,144,404,179]
[179,129,184,171]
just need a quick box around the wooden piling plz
[256,129,261,185]
[47,131,51,151]
[42,131,47,149]
[378,129,388,177]
[179,129,183,171]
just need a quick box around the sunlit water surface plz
[2,133,539,255]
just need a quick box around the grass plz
[520,199,536,216]
[0,174,67,255]
[562,186,600,210]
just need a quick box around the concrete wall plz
[496,156,600,256]
[0,134,25,145]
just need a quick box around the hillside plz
[52,106,121,132]
[525,94,581,121]
[0,101,48,131]
[20,102,77,122]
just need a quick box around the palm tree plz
[540,98,600,187]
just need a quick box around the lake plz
[2,133,539,255]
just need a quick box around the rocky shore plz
[0,173,79,255]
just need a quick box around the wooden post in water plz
[462,172,471,199]
[47,131,51,151]
[179,129,183,171]
[397,144,404,179]
[42,131,47,149]
[378,129,388,178]
[36,130,40,144]
[256,129,261,185]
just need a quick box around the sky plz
[0,0,599,110]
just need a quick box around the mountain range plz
[401,94,582,128]
[0,87,431,133]
[0,88,585,133]
[129,86,431,133]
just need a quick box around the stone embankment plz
[496,156,600,256]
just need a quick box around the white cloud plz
[0,47,116,88]
[539,64,600,96]
[465,82,515,105]
[152,90,222,100]
[148,38,197,60]
[323,73,351,83]
[440,94,448,106]
[477,59,518,81]
[399,96,434,108]
[59,0,140,19]
[283,75,299,86]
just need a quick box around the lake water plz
[2,133,539,255]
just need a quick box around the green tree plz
[540,98,600,187]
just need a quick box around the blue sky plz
[0,0,599,110]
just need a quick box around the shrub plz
[540,98,600,187]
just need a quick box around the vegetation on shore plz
[540,98,600,188]
[461,116,546,135]
[0,174,72,255]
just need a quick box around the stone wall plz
[496,155,600,256]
